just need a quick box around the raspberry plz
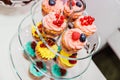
[60,16,65,20]
[92,17,95,21]
[72,1,75,6]
[58,20,64,24]
[53,20,57,25]
[81,22,84,26]
[55,14,59,19]
[84,16,88,20]
[80,16,95,26]
[88,16,91,19]
[72,32,80,41]
[89,21,92,25]
[84,22,89,26]
[80,18,84,22]
[57,23,61,27]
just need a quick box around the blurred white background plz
[86,0,120,49]
[0,0,120,80]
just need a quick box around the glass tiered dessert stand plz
[9,0,101,80]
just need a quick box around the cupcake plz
[51,63,67,77]
[24,41,36,59]
[35,38,58,61]
[29,60,47,80]
[64,0,85,20]
[74,15,96,36]
[42,0,64,15]
[42,12,67,38]
[31,22,43,41]
[61,28,87,54]
[57,50,77,69]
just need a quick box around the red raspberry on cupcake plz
[42,12,67,38]
[74,15,97,36]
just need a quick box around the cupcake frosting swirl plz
[64,0,83,16]
[43,12,66,32]
[75,16,96,36]
[42,0,64,13]
[63,28,86,50]
[35,41,57,60]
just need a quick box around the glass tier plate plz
[9,32,91,80]
[9,14,93,80]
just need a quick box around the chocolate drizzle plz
[40,43,46,48]
[39,38,55,48]
[60,68,67,76]
[68,22,74,29]
[0,0,12,5]
[72,53,77,56]
[84,43,97,54]
[35,61,44,72]
[53,57,57,61]
[69,0,72,10]
[46,38,55,46]
[90,44,96,53]
[23,0,33,4]
[38,23,43,33]
[36,61,43,68]
[31,41,36,51]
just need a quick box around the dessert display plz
[29,60,47,80]
[9,0,100,80]
[74,15,96,36]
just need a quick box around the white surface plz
[108,29,120,59]
[86,0,120,49]
[0,4,106,80]
[82,61,106,80]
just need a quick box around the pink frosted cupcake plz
[42,12,67,38]
[64,0,85,19]
[74,15,97,36]
[42,0,64,15]
[61,28,87,54]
